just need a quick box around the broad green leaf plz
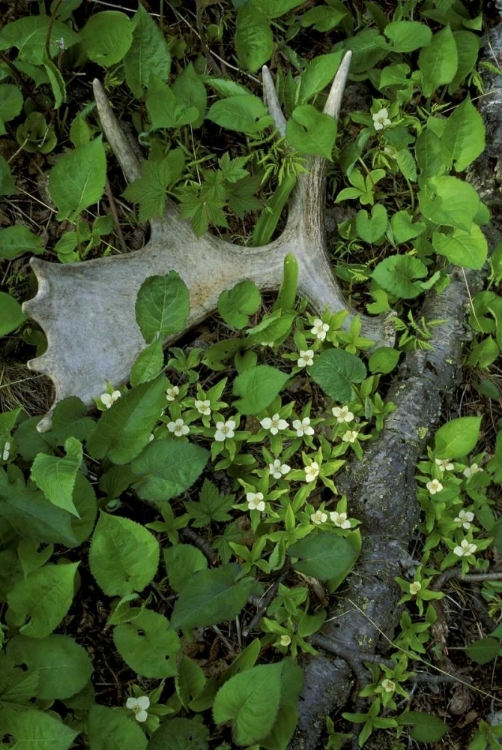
[0,84,23,133]
[415,127,445,178]
[7,562,78,638]
[246,312,295,347]
[400,712,449,743]
[131,440,209,503]
[70,473,98,546]
[136,272,190,344]
[173,63,207,128]
[0,708,78,750]
[419,25,458,97]
[7,634,93,700]
[390,211,426,245]
[395,149,417,182]
[298,52,344,103]
[131,339,164,387]
[213,662,283,745]
[384,21,432,52]
[147,74,199,130]
[355,204,388,243]
[368,347,400,374]
[147,718,210,750]
[288,531,361,583]
[218,280,261,330]
[260,660,304,750]
[0,154,15,195]
[81,11,133,66]
[48,137,106,221]
[286,105,337,160]
[114,608,180,678]
[371,255,428,299]
[87,375,166,465]
[164,544,208,593]
[89,512,160,597]
[419,176,479,231]
[0,649,39,708]
[309,349,366,402]
[207,94,273,134]
[235,5,273,72]
[253,0,306,17]
[171,563,254,629]
[465,637,501,665]
[441,96,485,172]
[342,28,387,74]
[0,291,26,336]
[301,6,346,32]
[30,436,83,517]
[432,224,487,270]
[42,396,95,448]
[0,15,80,65]
[123,151,185,222]
[434,416,482,459]
[176,654,207,707]
[88,705,148,750]
[0,226,44,260]
[233,365,290,415]
[448,30,480,94]
[124,4,171,97]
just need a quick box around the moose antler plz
[23,52,395,431]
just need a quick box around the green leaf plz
[173,63,207,129]
[301,6,347,32]
[89,512,160,597]
[355,204,388,243]
[384,21,432,52]
[70,473,97,546]
[371,255,428,299]
[48,137,106,221]
[0,84,23,133]
[235,5,273,72]
[415,127,445,179]
[43,53,66,108]
[390,211,426,245]
[288,531,361,583]
[0,154,16,195]
[0,15,80,65]
[206,94,273,135]
[7,562,78,638]
[418,25,458,97]
[253,0,306,17]
[43,396,96,447]
[184,479,234,528]
[0,225,44,260]
[30,436,83,517]
[124,4,171,97]
[131,339,164,387]
[0,291,26,335]
[368,347,400,374]
[87,375,166,465]
[0,708,78,750]
[465,637,501,665]
[233,365,290,415]
[114,608,180,678]
[136,272,190,344]
[81,10,133,66]
[131,440,209,503]
[400,711,449,743]
[176,654,207,708]
[171,563,254,629]
[88,705,148,750]
[441,96,485,172]
[164,544,208,593]
[309,349,366,402]
[147,74,199,130]
[147,718,209,750]
[123,152,185,222]
[448,30,480,94]
[286,105,337,160]
[434,416,482,459]
[218,280,261,330]
[432,224,487,270]
[419,176,479,232]
[298,52,344,103]
[7,634,93,700]
[213,662,283,745]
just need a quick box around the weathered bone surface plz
[23,52,394,431]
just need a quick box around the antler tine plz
[92,79,143,184]
[262,65,287,137]
[323,50,352,120]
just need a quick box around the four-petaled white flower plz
[261,413,289,435]
[126,695,150,722]
[372,108,391,131]
[195,399,211,415]
[293,417,315,437]
[426,479,443,495]
[409,581,422,596]
[453,539,477,557]
[269,459,291,479]
[463,463,481,478]
[247,492,265,512]
[166,385,180,401]
[435,458,454,472]
[342,430,358,443]
[311,318,330,341]
[332,406,354,424]
[305,462,320,483]
[454,509,475,530]
[214,419,236,442]
[100,390,121,409]
[280,634,292,647]
[2,441,10,461]
[381,679,395,693]
[330,511,351,529]
[311,509,327,525]
[297,349,314,368]
[167,418,190,437]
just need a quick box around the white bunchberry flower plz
[332,406,354,424]
[372,107,391,130]
[310,318,330,341]
[453,539,477,557]
[269,459,291,479]
[311,509,327,524]
[247,492,265,512]
[214,419,236,442]
[435,458,454,472]
[426,479,443,495]
[126,695,150,722]
[280,634,291,647]
[195,399,211,415]
[454,510,475,530]
[100,390,121,408]
[305,462,320,483]
[293,417,314,437]
[463,463,482,478]
[342,430,358,443]
[297,349,314,367]
[330,511,351,529]
[260,413,289,435]
[2,441,11,461]
[409,581,422,596]
[167,418,190,437]
[261,341,275,347]
[166,385,180,401]
[381,679,395,693]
